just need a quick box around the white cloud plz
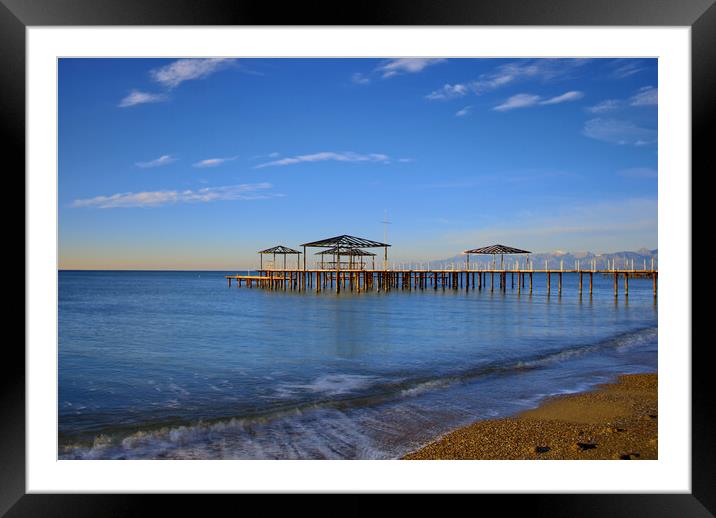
[71,183,276,209]
[150,58,236,89]
[118,90,167,108]
[493,93,542,111]
[587,99,621,113]
[135,155,176,168]
[494,91,584,111]
[426,83,470,100]
[455,106,472,117]
[587,86,656,114]
[192,156,239,168]
[119,59,236,107]
[610,60,646,79]
[353,59,445,86]
[540,90,584,105]
[376,58,446,78]
[629,86,657,106]
[351,72,371,85]
[583,118,657,145]
[255,151,391,169]
[426,59,588,100]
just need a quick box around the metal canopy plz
[300,235,390,248]
[464,244,531,255]
[315,247,376,256]
[258,245,302,254]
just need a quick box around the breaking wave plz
[59,326,656,460]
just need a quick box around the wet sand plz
[403,373,657,460]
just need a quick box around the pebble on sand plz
[403,373,657,460]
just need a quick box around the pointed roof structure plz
[315,246,376,256]
[258,245,302,254]
[463,244,531,255]
[300,235,390,248]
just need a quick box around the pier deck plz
[226,268,657,297]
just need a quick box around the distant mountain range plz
[411,248,658,270]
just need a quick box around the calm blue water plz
[58,270,657,459]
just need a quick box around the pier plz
[226,236,657,297]
[226,268,657,297]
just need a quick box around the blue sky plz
[59,58,657,269]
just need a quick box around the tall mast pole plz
[381,209,391,270]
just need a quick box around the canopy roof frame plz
[258,245,302,255]
[315,247,376,257]
[463,244,532,269]
[300,234,390,272]
[463,244,531,255]
[300,234,390,248]
[258,245,302,270]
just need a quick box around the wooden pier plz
[226,268,657,297]
[233,237,657,298]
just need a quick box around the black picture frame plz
[4,0,708,513]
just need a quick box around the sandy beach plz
[403,373,657,460]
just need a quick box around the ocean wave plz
[59,326,657,459]
[61,406,384,460]
[275,374,380,398]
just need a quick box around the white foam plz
[400,379,452,397]
[277,374,379,397]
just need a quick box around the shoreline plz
[403,372,657,460]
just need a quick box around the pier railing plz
[383,257,657,272]
[258,257,657,272]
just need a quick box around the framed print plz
[5,0,710,513]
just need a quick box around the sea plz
[58,270,657,459]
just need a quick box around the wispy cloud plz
[586,99,621,113]
[426,83,470,100]
[119,59,236,107]
[118,90,167,108]
[351,72,371,85]
[629,86,657,106]
[150,58,236,89]
[255,151,391,169]
[587,86,657,114]
[426,59,588,100]
[494,94,542,111]
[455,106,472,117]
[540,90,584,105]
[376,58,446,78]
[609,60,646,79]
[135,155,176,168]
[583,118,657,146]
[71,183,277,209]
[192,156,239,168]
[352,59,445,85]
[493,91,583,111]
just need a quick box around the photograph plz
[57,57,659,461]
